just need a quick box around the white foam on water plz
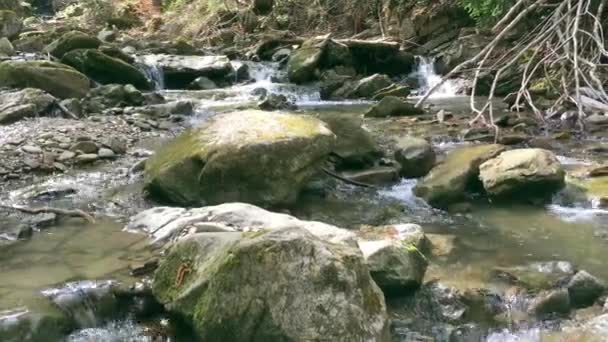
[486,328,541,342]
[547,204,608,222]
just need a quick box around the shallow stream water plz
[2,58,608,341]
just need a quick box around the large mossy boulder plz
[0,10,22,39]
[287,37,326,84]
[479,148,565,200]
[44,31,101,58]
[365,96,424,118]
[414,144,506,208]
[152,227,390,341]
[0,60,91,98]
[0,88,56,124]
[61,49,151,90]
[144,110,336,206]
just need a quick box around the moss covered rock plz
[61,49,151,90]
[287,38,327,84]
[145,110,335,206]
[0,60,90,98]
[479,148,565,200]
[152,227,390,341]
[44,31,101,58]
[0,10,22,39]
[414,144,506,208]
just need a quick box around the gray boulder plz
[44,31,101,58]
[0,88,55,124]
[479,148,565,199]
[394,136,436,178]
[352,74,392,98]
[287,38,326,84]
[152,228,390,341]
[144,110,335,206]
[0,10,22,39]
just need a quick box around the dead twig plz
[1,205,96,224]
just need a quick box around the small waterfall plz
[414,56,461,97]
[136,56,165,90]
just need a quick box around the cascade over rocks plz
[479,149,565,200]
[415,144,506,208]
[140,55,234,89]
[61,49,152,90]
[0,88,56,124]
[0,60,91,98]
[152,227,390,341]
[144,110,335,206]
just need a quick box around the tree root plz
[1,205,96,224]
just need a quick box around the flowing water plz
[2,57,608,341]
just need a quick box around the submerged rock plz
[0,88,55,124]
[144,110,335,206]
[365,96,424,118]
[153,228,390,341]
[567,271,606,308]
[529,289,571,317]
[415,144,506,208]
[479,148,565,200]
[44,31,101,58]
[0,305,72,342]
[493,261,575,291]
[393,136,436,178]
[126,202,356,246]
[0,60,91,98]
[61,49,151,90]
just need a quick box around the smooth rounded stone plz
[61,49,151,90]
[0,88,56,124]
[529,289,571,317]
[287,38,326,83]
[492,261,575,291]
[70,141,98,154]
[414,144,506,208]
[44,31,101,58]
[102,137,127,154]
[358,224,428,294]
[75,153,99,164]
[0,10,22,39]
[152,228,390,341]
[0,60,91,99]
[342,166,399,185]
[352,74,393,98]
[0,37,14,56]
[479,148,565,199]
[144,110,335,206]
[21,145,42,154]
[394,136,436,178]
[365,96,424,118]
[97,148,115,159]
[568,271,606,308]
[187,76,217,90]
[126,203,357,246]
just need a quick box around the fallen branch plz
[1,205,96,224]
[322,167,375,188]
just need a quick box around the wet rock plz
[358,224,428,294]
[407,281,469,323]
[144,110,335,206]
[342,166,399,185]
[414,144,506,208]
[287,37,326,84]
[127,202,356,246]
[493,261,575,291]
[353,74,393,98]
[0,88,55,124]
[128,100,193,118]
[0,60,91,98]
[75,153,98,164]
[479,148,565,200]
[152,228,390,341]
[24,212,56,228]
[426,234,456,257]
[463,127,493,142]
[70,141,98,154]
[394,136,436,178]
[258,93,296,111]
[44,31,101,58]
[0,10,22,39]
[97,147,115,159]
[568,271,606,308]
[0,37,14,56]
[98,45,135,64]
[529,289,571,317]
[142,54,233,89]
[187,76,217,90]
[0,306,72,342]
[61,49,151,90]
[365,96,424,118]
[315,112,382,170]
